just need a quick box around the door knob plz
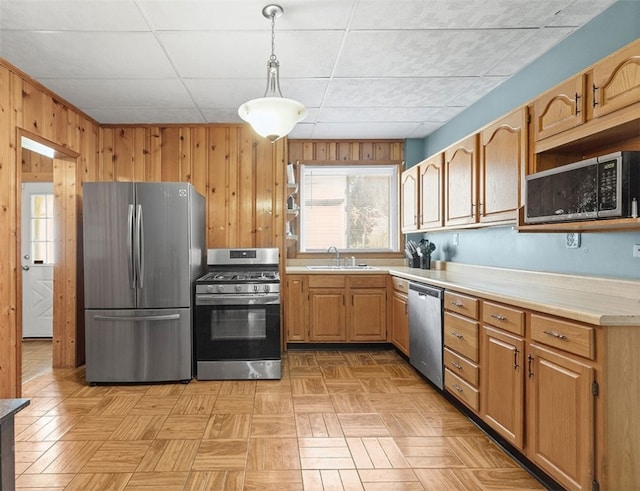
[22,265,30,271]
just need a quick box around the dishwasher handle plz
[409,282,443,299]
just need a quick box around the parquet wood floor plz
[15,349,546,490]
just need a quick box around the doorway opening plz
[18,133,80,385]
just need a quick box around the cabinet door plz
[592,38,640,119]
[533,74,585,141]
[309,288,346,341]
[418,153,444,229]
[285,275,307,342]
[481,326,525,449]
[401,166,419,232]
[444,134,478,227]
[390,291,409,355]
[527,344,594,491]
[349,288,387,341]
[479,108,527,224]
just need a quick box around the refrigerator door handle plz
[92,314,181,322]
[127,204,136,288]
[135,204,144,288]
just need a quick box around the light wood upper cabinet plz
[479,108,527,224]
[527,343,594,491]
[591,38,640,120]
[401,166,419,232]
[418,153,444,229]
[444,134,478,227]
[533,74,586,142]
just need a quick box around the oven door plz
[195,293,281,361]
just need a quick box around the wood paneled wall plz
[288,140,404,163]
[98,125,286,251]
[1,59,99,397]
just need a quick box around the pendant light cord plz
[270,13,278,63]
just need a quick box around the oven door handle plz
[196,294,281,305]
[93,314,180,322]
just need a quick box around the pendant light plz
[238,4,307,142]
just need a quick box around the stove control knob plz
[254,285,259,293]
[206,285,215,293]
[217,285,224,293]
[263,284,270,293]
[235,285,242,293]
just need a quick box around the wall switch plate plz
[565,233,581,249]
[633,244,640,257]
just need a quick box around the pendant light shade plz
[238,4,307,142]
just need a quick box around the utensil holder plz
[408,257,420,268]
[420,255,431,270]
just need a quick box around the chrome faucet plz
[327,245,340,266]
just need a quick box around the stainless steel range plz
[194,248,281,380]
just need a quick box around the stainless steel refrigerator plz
[83,182,205,383]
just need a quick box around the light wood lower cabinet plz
[482,326,525,450]
[284,275,308,342]
[388,276,409,355]
[527,343,594,491]
[479,300,597,491]
[444,291,480,412]
[285,274,387,344]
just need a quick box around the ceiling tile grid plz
[0,0,617,139]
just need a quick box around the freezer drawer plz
[85,308,192,383]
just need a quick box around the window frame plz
[292,160,403,258]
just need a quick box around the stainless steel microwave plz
[525,151,640,224]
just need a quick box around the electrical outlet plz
[565,233,581,249]
[633,244,640,257]
[453,233,459,246]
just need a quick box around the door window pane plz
[30,194,54,264]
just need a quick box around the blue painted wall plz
[405,0,640,280]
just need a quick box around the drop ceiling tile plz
[546,0,617,26]
[336,29,533,78]
[488,27,574,76]
[185,78,328,108]
[84,107,206,124]
[288,123,316,140]
[0,31,175,78]
[309,122,422,139]
[0,0,149,31]
[452,77,507,106]
[407,122,445,138]
[324,78,476,107]
[138,0,357,30]
[40,79,194,108]
[159,30,342,79]
[318,107,444,123]
[349,0,575,29]
[199,106,319,125]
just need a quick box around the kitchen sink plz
[306,265,380,270]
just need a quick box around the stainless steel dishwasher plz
[408,282,444,389]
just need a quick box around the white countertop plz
[285,263,640,327]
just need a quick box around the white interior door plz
[21,182,54,338]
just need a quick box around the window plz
[30,193,55,264]
[299,164,399,253]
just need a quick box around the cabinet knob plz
[491,313,507,321]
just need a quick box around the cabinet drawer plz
[530,314,595,360]
[350,275,387,288]
[445,369,479,412]
[390,276,409,294]
[445,292,479,319]
[444,348,479,387]
[483,301,525,336]
[444,312,479,362]
[307,275,346,288]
